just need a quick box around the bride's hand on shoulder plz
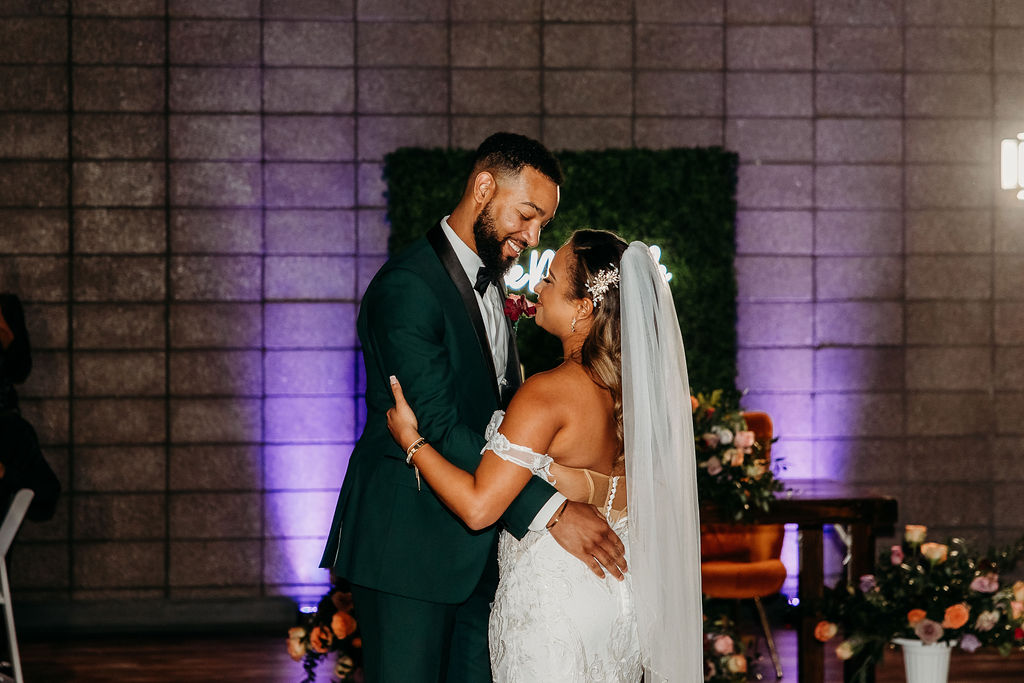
[386,375,420,450]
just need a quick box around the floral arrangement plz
[503,292,536,325]
[817,525,1024,682]
[691,389,783,522]
[287,578,363,682]
[702,611,752,682]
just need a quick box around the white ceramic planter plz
[892,638,957,683]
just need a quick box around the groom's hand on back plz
[548,502,627,580]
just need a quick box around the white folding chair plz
[0,490,34,683]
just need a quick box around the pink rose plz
[713,635,734,655]
[913,618,944,645]
[702,433,720,448]
[890,545,905,565]
[1012,601,1024,620]
[970,573,1000,593]
[706,456,723,476]
[733,430,756,450]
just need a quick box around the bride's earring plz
[570,317,577,334]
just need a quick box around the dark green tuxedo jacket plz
[320,222,556,604]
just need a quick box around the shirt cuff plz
[528,492,568,531]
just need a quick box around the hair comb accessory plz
[586,267,620,307]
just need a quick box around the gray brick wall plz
[0,0,1021,610]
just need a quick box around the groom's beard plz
[473,200,517,283]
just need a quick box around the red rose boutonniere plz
[503,293,536,325]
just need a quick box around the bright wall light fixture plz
[505,244,673,293]
[1001,133,1024,200]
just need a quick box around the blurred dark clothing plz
[0,410,59,521]
[0,293,59,521]
[0,292,31,412]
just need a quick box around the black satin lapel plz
[426,223,501,402]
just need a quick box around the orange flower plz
[309,625,334,654]
[942,603,970,629]
[332,610,358,639]
[920,542,948,564]
[907,609,928,626]
[690,395,699,412]
[352,638,362,649]
[725,654,747,674]
[814,621,838,642]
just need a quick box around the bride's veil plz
[620,241,703,682]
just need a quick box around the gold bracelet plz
[545,499,569,530]
[405,437,427,465]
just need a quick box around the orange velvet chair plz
[700,411,786,679]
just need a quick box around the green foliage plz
[383,146,739,393]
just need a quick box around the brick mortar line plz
[161,0,174,600]
[64,4,77,602]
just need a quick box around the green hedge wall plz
[383,147,739,394]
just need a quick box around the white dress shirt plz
[438,217,565,530]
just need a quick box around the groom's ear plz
[472,171,496,205]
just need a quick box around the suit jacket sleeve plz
[363,267,552,538]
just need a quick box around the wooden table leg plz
[848,522,876,581]
[799,525,825,683]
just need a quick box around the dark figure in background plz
[0,293,59,522]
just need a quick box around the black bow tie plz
[474,266,492,295]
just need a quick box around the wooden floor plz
[16,627,1024,681]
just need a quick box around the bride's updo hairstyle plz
[566,229,629,448]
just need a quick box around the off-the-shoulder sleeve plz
[482,410,554,483]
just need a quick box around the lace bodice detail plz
[483,410,555,483]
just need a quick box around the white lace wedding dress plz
[482,410,642,682]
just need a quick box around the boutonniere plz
[503,293,536,326]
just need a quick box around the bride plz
[386,229,703,682]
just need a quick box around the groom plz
[320,133,627,682]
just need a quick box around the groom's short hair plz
[473,132,563,186]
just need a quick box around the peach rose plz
[920,542,948,564]
[814,621,838,642]
[287,626,307,662]
[332,610,358,639]
[733,430,756,450]
[725,654,747,674]
[942,603,970,630]
[835,641,855,661]
[691,395,699,412]
[907,609,928,626]
[702,433,720,448]
[905,525,927,545]
[1012,601,1024,620]
[721,448,739,467]
[1013,580,1024,603]
[975,609,1000,632]
[706,456,723,476]
[309,624,334,654]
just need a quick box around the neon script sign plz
[505,245,673,293]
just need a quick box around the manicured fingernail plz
[389,375,397,384]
